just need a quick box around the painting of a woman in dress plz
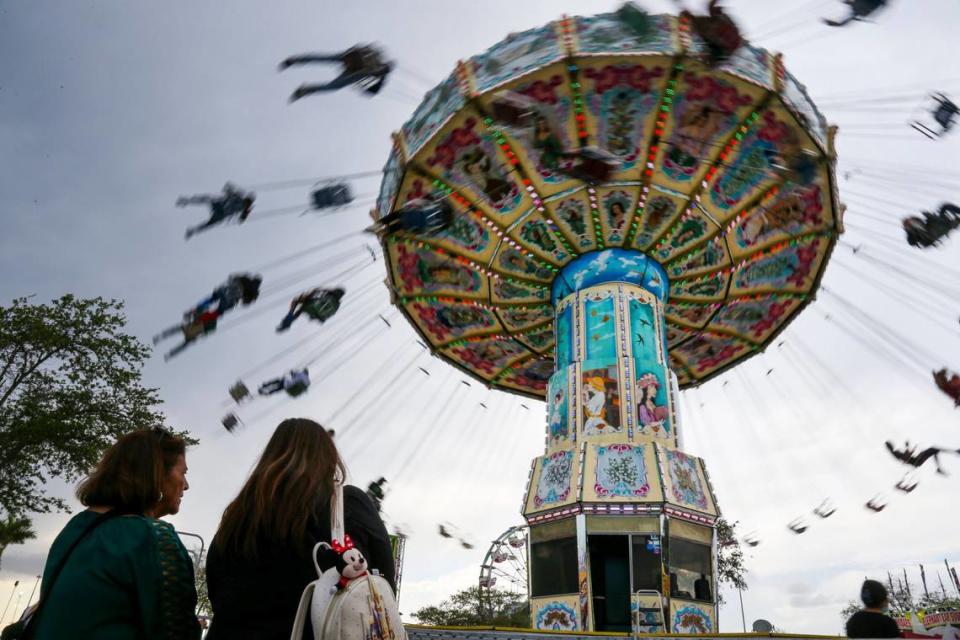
[582,367,621,435]
[636,372,669,428]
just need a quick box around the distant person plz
[276,287,345,332]
[178,182,256,240]
[279,44,394,101]
[845,579,901,638]
[25,428,199,639]
[258,368,311,398]
[206,418,395,640]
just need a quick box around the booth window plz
[530,537,578,597]
[631,535,662,592]
[668,537,712,601]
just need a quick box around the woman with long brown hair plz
[23,427,200,639]
[206,418,394,639]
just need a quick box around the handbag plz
[1,510,122,640]
[289,483,405,640]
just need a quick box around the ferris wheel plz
[478,525,529,599]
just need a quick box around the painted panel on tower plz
[584,292,617,361]
[534,449,576,507]
[642,266,667,301]
[664,449,709,511]
[555,300,574,369]
[581,360,622,436]
[670,600,715,634]
[547,369,571,444]
[628,296,659,363]
[595,443,650,497]
[634,365,671,439]
[533,597,579,631]
[552,249,661,303]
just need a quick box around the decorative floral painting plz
[665,449,708,510]
[534,449,574,507]
[535,601,578,631]
[595,444,649,497]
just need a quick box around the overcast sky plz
[2,0,959,634]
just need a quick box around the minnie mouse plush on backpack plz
[317,535,369,590]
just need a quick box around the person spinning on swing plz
[276,287,345,332]
[192,273,263,319]
[822,0,888,27]
[177,183,256,240]
[885,440,960,475]
[934,367,960,406]
[279,44,394,101]
[681,0,743,66]
[902,203,960,248]
[368,199,454,236]
[257,368,311,398]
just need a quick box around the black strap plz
[17,510,124,638]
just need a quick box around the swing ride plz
[370,3,842,633]
[136,0,960,633]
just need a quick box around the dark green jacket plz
[32,510,201,640]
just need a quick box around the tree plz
[188,549,211,617]
[0,295,184,518]
[413,586,529,628]
[0,515,36,570]
[716,517,748,605]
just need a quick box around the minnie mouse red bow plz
[331,535,355,554]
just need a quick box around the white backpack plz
[289,483,406,640]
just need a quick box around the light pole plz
[25,575,41,611]
[1,580,19,625]
[738,587,746,633]
[11,591,24,625]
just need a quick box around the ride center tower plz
[372,3,842,634]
